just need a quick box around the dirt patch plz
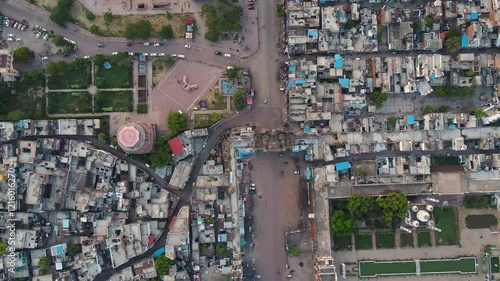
[71,3,187,37]
[205,89,227,110]
[138,76,147,88]
[36,0,58,10]
[152,58,173,87]
[138,90,147,103]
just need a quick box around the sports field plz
[359,257,477,277]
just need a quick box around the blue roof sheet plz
[335,161,351,171]
[408,115,415,125]
[471,12,479,20]
[430,73,436,80]
[339,78,350,87]
[296,79,306,84]
[461,35,469,48]
[304,126,312,133]
[307,29,318,36]
[449,124,457,129]
[334,54,343,68]
[289,65,296,72]
[287,80,296,89]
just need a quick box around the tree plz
[104,12,113,23]
[150,136,173,167]
[290,245,301,257]
[347,194,377,219]
[159,25,174,39]
[204,29,219,42]
[38,256,53,269]
[464,69,475,77]
[68,244,82,255]
[214,90,224,102]
[165,11,173,20]
[167,112,188,136]
[233,89,247,111]
[86,11,95,21]
[125,20,153,40]
[52,34,66,47]
[50,0,74,24]
[425,16,433,29]
[372,89,388,108]
[227,68,239,80]
[424,105,435,114]
[444,26,462,53]
[154,255,176,276]
[216,243,227,255]
[97,132,108,141]
[377,25,384,42]
[201,2,243,42]
[329,210,356,236]
[13,47,32,63]
[412,18,422,33]
[376,192,409,222]
[473,108,487,118]
[438,105,451,112]
[276,4,286,18]
[89,25,99,34]
[6,111,26,120]
[0,242,7,255]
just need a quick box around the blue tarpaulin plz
[289,65,296,72]
[334,54,343,68]
[335,161,351,171]
[471,12,479,20]
[306,167,312,180]
[449,124,457,129]
[339,78,350,87]
[307,29,318,37]
[304,126,312,133]
[296,79,306,85]
[461,35,469,48]
[407,115,415,125]
[154,248,165,258]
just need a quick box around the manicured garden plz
[417,231,432,247]
[376,232,395,249]
[355,233,373,250]
[463,195,496,209]
[94,91,133,112]
[46,59,92,89]
[400,232,414,248]
[47,92,93,114]
[434,207,459,245]
[465,214,498,229]
[93,53,133,88]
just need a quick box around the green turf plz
[417,231,432,247]
[465,214,498,229]
[400,232,414,248]
[434,207,459,245]
[359,261,416,277]
[47,92,93,114]
[95,56,132,88]
[47,62,92,90]
[355,233,373,250]
[376,232,395,249]
[491,257,500,273]
[419,257,477,274]
[94,91,133,112]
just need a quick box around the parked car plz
[35,32,41,39]
[177,54,185,59]
[151,53,157,57]
[43,34,49,40]
[293,170,299,174]
[15,38,22,42]
[83,55,91,59]
[215,51,222,55]
[4,20,9,27]
[159,53,165,56]
[110,145,118,149]
[153,43,161,46]
[171,54,178,57]
[184,44,191,49]
[85,140,92,144]
[143,42,150,46]
[41,56,49,60]
[62,53,70,57]
[126,42,132,46]
[112,52,119,55]
[224,53,231,57]
[7,38,14,42]
[97,43,104,47]
[13,22,18,28]
[7,34,14,38]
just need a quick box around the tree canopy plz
[50,0,74,24]
[227,68,241,80]
[167,112,188,137]
[201,1,243,42]
[154,255,176,276]
[444,26,462,53]
[372,89,388,108]
[0,242,7,255]
[38,256,53,269]
[13,47,32,63]
[329,210,356,236]
[159,25,174,39]
[473,108,487,118]
[68,244,82,255]
[104,12,113,23]
[375,192,409,222]
[347,194,377,219]
[150,136,173,168]
[433,84,474,97]
[233,89,247,111]
[125,20,153,40]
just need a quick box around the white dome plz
[412,220,420,227]
[417,210,430,222]
[428,220,435,227]
[411,205,419,212]
[426,205,434,212]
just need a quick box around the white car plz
[184,44,191,49]
[83,55,91,59]
[128,52,133,56]
[41,56,49,61]
[7,34,14,38]
[151,53,157,57]
[43,34,49,41]
[171,54,177,57]
[7,38,13,42]
[36,32,41,39]
[224,53,231,57]
[15,38,22,42]
[177,54,185,59]
[143,53,148,56]
[159,53,165,56]
[153,43,160,47]
[143,42,150,46]
[112,52,119,55]
[293,170,300,174]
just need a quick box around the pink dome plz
[118,126,140,147]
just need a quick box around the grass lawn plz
[376,232,395,249]
[194,113,224,128]
[47,92,93,114]
[333,235,352,251]
[95,55,133,88]
[434,207,459,245]
[400,232,414,248]
[491,257,500,273]
[359,260,416,277]
[47,62,92,90]
[355,233,373,250]
[466,214,498,229]
[419,257,477,274]
[94,91,133,112]
[417,231,432,247]
[1,70,46,120]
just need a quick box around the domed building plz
[117,122,156,154]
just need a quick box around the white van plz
[177,54,185,59]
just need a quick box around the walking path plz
[415,259,421,275]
